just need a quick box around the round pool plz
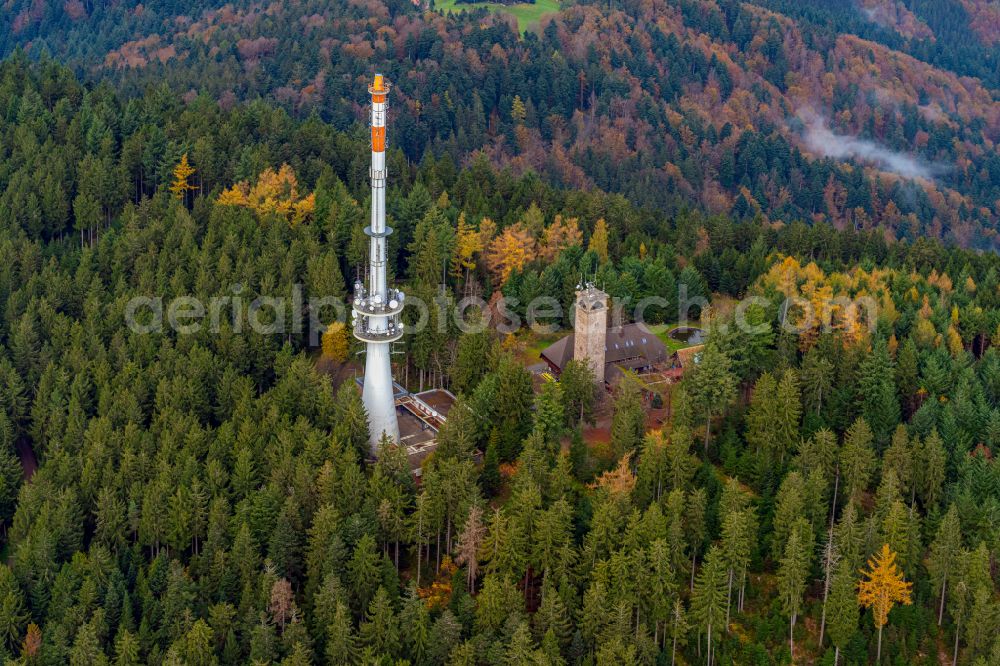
[668,327,706,344]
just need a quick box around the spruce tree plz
[928,505,962,626]
[826,561,858,666]
[777,518,813,661]
[691,545,727,666]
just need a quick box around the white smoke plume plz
[797,111,945,180]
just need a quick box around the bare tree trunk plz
[790,613,796,661]
[416,540,422,588]
[829,468,839,531]
[938,576,947,625]
[952,617,960,666]
[739,566,747,611]
[706,623,712,666]
[704,411,712,454]
[819,536,835,646]
[690,552,697,593]
[726,568,733,629]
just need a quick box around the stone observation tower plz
[573,283,608,382]
[352,74,403,452]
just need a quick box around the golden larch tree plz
[540,214,583,262]
[450,213,482,289]
[485,222,535,284]
[216,164,315,225]
[511,95,526,124]
[170,153,197,202]
[321,322,350,364]
[588,218,609,264]
[857,543,912,662]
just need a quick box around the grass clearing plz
[434,0,560,32]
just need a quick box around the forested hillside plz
[2,53,1000,665]
[2,0,1000,248]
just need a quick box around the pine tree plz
[857,543,912,662]
[928,505,962,626]
[609,376,645,460]
[857,338,899,445]
[559,359,598,426]
[882,426,914,506]
[771,472,806,561]
[774,369,802,464]
[359,587,400,658]
[534,380,565,449]
[506,621,539,665]
[719,508,753,626]
[894,337,919,410]
[533,582,572,649]
[683,343,737,453]
[0,567,27,658]
[920,429,946,508]
[840,418,876,503]
[476,575,522,634]
[348,534,382,613]
[113,628,140,666]
[325,602,357,666]
[777,519,813,661]
[685,488,707,593]
[826,561,858,666]
[745,372,777,459]
[691,546,727,666]
[800,346,834,416]
[965,585,997,661]
[181,619,216,666]
[949,578,970,666]
[667,599,688,666]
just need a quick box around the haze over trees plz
[2,0,1000,247]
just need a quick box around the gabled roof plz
[541,323,668,382]
[673,344,705,368]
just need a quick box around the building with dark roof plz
[541,321,668,386]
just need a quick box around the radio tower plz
[352,74,403,453]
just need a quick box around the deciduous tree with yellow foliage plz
[170,153,197,204]
[322,322,350,364]
[217,164,316,225]
[485,222,535,284]
[587,218,609,264]
[450,213,482,292]
[857,543,912,662]
[540,215,582,262]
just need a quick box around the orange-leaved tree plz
[857,543,912,662]
[485,222,535,285]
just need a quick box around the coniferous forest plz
[1,0,1000,665]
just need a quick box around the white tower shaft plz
[353,75,402,453]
